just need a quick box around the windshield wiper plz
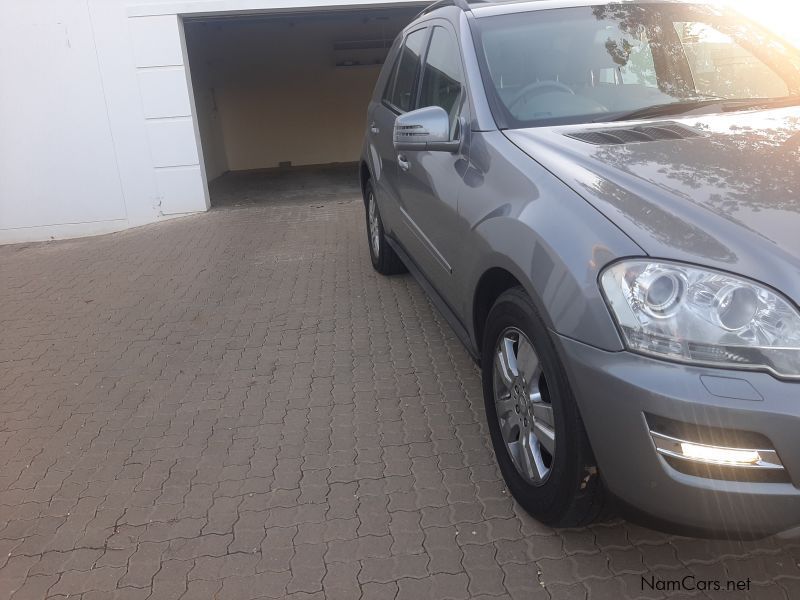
[596,98,726,123]
[719,95,800,112]
[597,96,800,123]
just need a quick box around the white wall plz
[0,0,423,244]
[1,1,130,235]
[189,37,230,181]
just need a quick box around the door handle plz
[397,154,410,171]
[370,122,380,135]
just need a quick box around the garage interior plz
[184,6,422,208]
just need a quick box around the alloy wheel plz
[493,327,556,485]
[368,192,380,257]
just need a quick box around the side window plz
[419,27,465,134]
[674,22,789,98]
[387,28,428,112]
[381,44,402,104]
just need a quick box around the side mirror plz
[393,106,461,153]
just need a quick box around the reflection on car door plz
[395,24,470,309]
[369,27,429,237]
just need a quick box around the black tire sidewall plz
[481,288,589,525]
[364,181,383,268]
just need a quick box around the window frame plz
[382,25,432,115]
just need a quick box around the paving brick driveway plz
[2,185,800,599]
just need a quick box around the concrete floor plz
[2,178,800,599]
[209,164,360,209]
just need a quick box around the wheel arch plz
[359,161,372,206]
[472,267,525,362]
[466,208,628,355]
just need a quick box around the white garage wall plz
[0,1,130,234]
[0,0,423,244]
[188,40,230,181]
[0,0,175,243]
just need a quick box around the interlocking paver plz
[2,178,800,599]
[461,543,505,596]
[288,543,327,593]
[8,574,58,600]
[396,572,470,600]
[49,566,125,596]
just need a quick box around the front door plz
[396,24,470,309]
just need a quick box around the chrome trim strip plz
[650,431,784,470]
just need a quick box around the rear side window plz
[386,28,428,112]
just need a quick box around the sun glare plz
[725,0,800,47]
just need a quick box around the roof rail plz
[416,0,472,18]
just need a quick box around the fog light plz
[679,442,760,465]
[650,432,784,470]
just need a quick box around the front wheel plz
[364,180,406,275]
[481,287,604,527]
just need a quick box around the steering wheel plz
[509,80,575,110]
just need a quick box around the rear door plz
[395,23,470,308]
[367,26,430,236]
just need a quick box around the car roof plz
[466,0,713,19]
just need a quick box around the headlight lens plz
[600,260,800,378]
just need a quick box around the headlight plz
[600,260,800,378]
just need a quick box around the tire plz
[481,286,604,527]
[364,180,406,276]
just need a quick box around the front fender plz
[469,216,625,352]
[461,131,642,352]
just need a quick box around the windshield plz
[473,3,800,127]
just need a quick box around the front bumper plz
[558,335,800,538]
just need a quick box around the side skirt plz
[386,235,480,364]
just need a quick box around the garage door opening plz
[184,6,421,208]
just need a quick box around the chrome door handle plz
[397,154,410,171]
[370,122,380,134]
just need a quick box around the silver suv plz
[359,0,800,538]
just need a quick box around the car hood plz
[505,107,800,301]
